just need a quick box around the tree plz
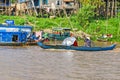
[76,4,95,28]
[11,0,16,3]
[78,0,105,17]
[103,0,119,18]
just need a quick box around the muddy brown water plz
[0,42,120,80]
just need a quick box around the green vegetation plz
[0,14,120,42]
[11,0,16,3]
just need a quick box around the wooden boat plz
[0,41,37,46]
[37,41,116,51]
[48,28,71,40]
[97,34,113,42]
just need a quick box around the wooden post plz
[2,0,4,14]
[111,0,114,17]
[114,0,117,16]
[25,1,30,15]
[31,0,38,16]
[63,7,73,30]
[5,0,6,15]
[9,0,11,16]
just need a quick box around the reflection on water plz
[0,45,120,80]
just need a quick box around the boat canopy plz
[52,27,71,31]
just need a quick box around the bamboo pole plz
[0,1,3,14]
[2,0,3,14]
[111,0,114,17]
[114,0,117,16]
[31,0,38,16]
[5,0,6,15]
[63,7,73,30]
[9,0,11,16]
[25,1,30,15]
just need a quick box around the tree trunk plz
[106,0,109,18]
[106,0,110,18]
[5,0,7,15]
[111,0,114,17]
[114,0,117,16]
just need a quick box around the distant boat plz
[0,20,34,46]
[48,27,71,40]
[97,34,113,42]
[37,41,116,51]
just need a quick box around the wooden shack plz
[0,0,12,15]
[0,0,77,16]
[0,0,10,7]
[17,0,77,16]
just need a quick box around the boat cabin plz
[0,20,32,44]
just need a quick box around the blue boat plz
[37,41,116,51]
[0,20,33,46]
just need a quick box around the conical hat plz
[86,36,90,40]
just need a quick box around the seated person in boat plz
[84,36,91,47]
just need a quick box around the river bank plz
[0,15,120,42]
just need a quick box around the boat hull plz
[0,42,37,46]
[37,42,116,51]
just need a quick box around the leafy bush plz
[76,4,95,27]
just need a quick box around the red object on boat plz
[73,40,78,46]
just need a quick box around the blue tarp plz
[5,20,14,25]
[18,0,40,6]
